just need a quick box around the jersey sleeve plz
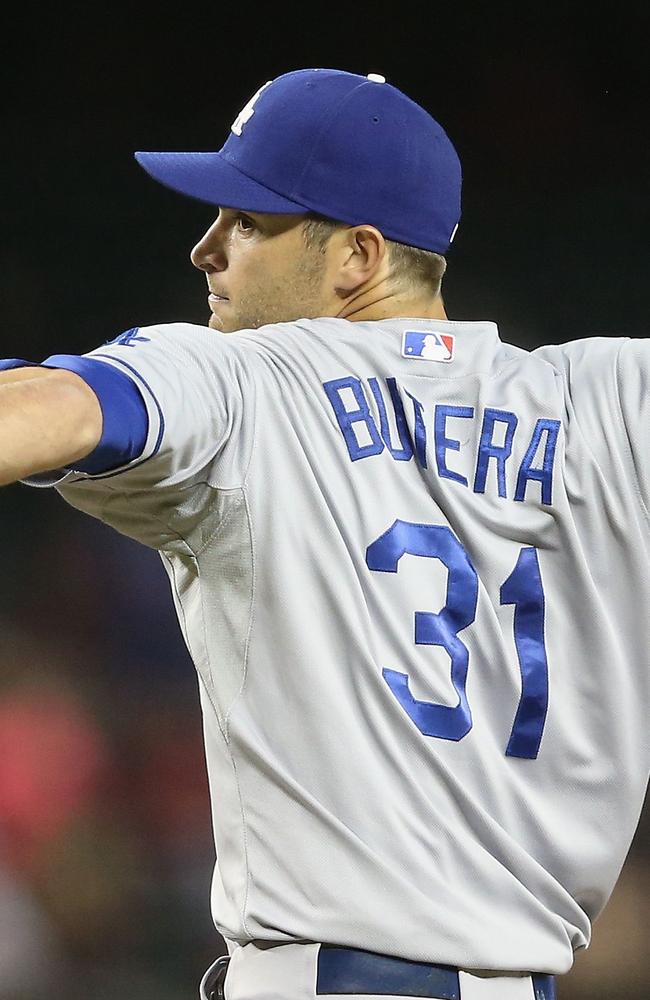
[31,322,256,491]
[19,323,257,548]
[533,336,650,519]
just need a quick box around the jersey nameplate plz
[323,374,560,505]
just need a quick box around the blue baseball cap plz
[135,68,461,254]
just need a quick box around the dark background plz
[0,4,648,998]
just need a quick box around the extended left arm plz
[0,367,102,485]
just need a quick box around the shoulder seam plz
[224,486,256,940]
[537,348,610,485]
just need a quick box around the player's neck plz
[336,291,448,324]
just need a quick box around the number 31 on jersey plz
[366,520,549,760]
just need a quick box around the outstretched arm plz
[0,368,102,486]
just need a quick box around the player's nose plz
[190,221,227,273]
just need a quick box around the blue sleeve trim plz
[41,355,149,475]
[89,354,165,479]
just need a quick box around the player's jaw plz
[205,255,328,333]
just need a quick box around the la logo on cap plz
[402,330,455,362]
[231,80,272,136]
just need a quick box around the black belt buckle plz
[199,955,230,1000]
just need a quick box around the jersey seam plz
[613,338,650,525]
[167,504,254,939]
[208,344,259,493]
[90,484,192,549]
[195,551,226,733]
[222,486,256,736]
[193,488,248,559]
[221,484,256,938]
[240,347,259,490]
[160,549,209,697]
[179,491,248,727]
[534,356,608,486]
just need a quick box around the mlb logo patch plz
[401,330,455,362]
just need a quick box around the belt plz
[199,946,557,1000]
[316,946,556,1000]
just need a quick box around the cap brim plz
[134,151,309,214]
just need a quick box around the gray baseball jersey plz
[29,316,650,975]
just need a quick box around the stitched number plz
[366,520,478,741]
[366,520,549,758]
[500,547,549,759]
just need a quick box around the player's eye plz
[236,213,256,232]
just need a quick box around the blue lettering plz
[404,389,428,469]
[323,377,384,461]
[106,327,151,347]
[323,375,560,509]
[434,405,474,486]
[515,419,560,504]
[368,378,413,461]
[473,409,519,498]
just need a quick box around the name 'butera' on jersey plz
[323,375,560,505]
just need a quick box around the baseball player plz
[0,67,647,1000]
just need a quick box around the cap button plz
[366,73,386,83]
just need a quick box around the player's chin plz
[208,312,225,331]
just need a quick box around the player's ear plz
[333,225,388,295]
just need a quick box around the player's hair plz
[302,212,447,296]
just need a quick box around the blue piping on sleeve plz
[41,354,149,474]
